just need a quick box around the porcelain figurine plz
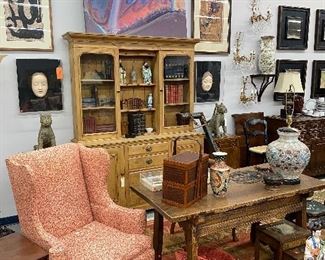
[210,151,230,197]
[304,220,324,260]
[142,62,152,84]
[147,93,153,109]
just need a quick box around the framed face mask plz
[16,59,63,113]
[195,61,221,103]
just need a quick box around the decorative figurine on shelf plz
[147,93,153,110]
[131,62,137,84]
[304,220,324,260]
[119,61,127,85]
[33,113,56,150]
[142,61,152,84]
[208,102,228,138]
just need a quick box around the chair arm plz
[49,244,66,260]
[92,203,146,234]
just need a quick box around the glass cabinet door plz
[80,53,116,135]
[163,55,191,128]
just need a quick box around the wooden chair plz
[243,118,268,166]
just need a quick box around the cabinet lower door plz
[104,146,125,205]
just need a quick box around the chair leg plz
[232,227,239,242]
[170,222,176,234]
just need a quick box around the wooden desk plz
[132,166,325,260]
[0,233,48,259]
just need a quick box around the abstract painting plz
[83,0,187,37]
[193,0,232,53]
[0,0,53,51]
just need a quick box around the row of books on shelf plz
[83,116,116,133]
[165,84,184,104]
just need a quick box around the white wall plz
[0,0,324,217]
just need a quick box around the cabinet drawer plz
[129,152,169,171]
[128,142,169,156]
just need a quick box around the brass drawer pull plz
[145,145,152,152]
[146,158,153,164]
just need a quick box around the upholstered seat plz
[6,143,154,259]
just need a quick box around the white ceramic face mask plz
[31,72,48,98]
[201,71,213,92]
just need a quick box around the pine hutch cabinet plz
[63,33,203,208]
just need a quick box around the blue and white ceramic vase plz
[266,127,310,185]
[210,151,230,196]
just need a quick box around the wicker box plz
[162,150,209,207]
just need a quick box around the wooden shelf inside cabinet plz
[81,79,114,84]
[121,108,156,113]
[164,103,189,106]
[82,106,115,111]
[120,83,155,87]
[164,78,189,82]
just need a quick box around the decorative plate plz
[230,170,263,184]
[304,99,316,111]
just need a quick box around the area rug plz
[145,220,255,260]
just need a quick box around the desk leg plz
[181,221,199,260]
[153,210,163,260]
[296,197,307,228]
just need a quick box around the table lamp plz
[274,71,304,125]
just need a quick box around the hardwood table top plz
[132,166,325,223]
[0,233,48,260]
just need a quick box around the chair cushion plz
[61,221,152,260]
[249,145,267,154]
[8,143,93,237]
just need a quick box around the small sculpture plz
[208,102,227,138]
[304,220,324,260]
[31,72,48,98]
[142,61,152,84]
[34,113,56,150]
[147,93,153,109]
[119,61,127,85]
[131,63,137,84]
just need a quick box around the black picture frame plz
[311,60,325,98]
[16,59,63,113]
[315,10,325,50]
[277,6,310,50]
[195,61,221,103]
[274,59,307,101]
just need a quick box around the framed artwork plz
[195,61,221,103]
[16,59,63,113]
[315,10,325,50]
[274,59,307,101]
[193,0,232,54]
[311,60,325,98]
[0,0,53,51]
[277,6,310,50]
[83,0,188,37]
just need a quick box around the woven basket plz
[162,136,209,207]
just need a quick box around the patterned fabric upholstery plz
[6,143,153,259]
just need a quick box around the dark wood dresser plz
[204,135,241,169]
[266,115,325,177]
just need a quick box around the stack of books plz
[165,84,183,104]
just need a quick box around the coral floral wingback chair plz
[6,143,154,259]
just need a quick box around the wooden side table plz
[0,233,48,260]
[204,135,241,169]
[255,220,310,260]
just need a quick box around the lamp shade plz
[274,71,304,93]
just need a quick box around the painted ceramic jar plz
[258,36,275,74]
[266,127,310,185]
[210,151,230,196]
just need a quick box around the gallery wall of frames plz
[0,0,324,217]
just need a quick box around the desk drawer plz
[128,142,169,156]
[128,152,169,171]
